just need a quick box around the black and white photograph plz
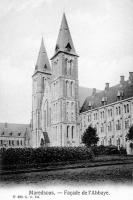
[0,0,133,199]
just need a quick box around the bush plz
[119,147,127,155]
[91,145,126,156]
[1,147,94,168]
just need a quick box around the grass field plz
[1,163,133,186]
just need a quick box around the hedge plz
[0,147,93,167]
[91,145,127,156]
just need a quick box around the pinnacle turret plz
[52,13,77,59]
[34,38,51,74]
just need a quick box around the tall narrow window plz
[72,126,74,139]
[66,81,69,96]
[70,82,73,96]
[65,59,67,75]
[67,126,69,138]
[70,60,73,75]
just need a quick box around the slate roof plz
[80,80,133,113]
[0,123,31,138]
[79,87,93,108]
[52,13,78,59]
[34,38,51,75]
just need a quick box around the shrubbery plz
[91,145,127,156]
[1,147,93,167]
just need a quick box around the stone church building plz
[31,13,133,153]
[31,14,80,148]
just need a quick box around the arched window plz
[72,126,74,139]
[127,104,129,113]
[70,82,73,96]
[70,60,73,75]
[124,105,126,113]
[67,126,69,138]
[66,81,69,96]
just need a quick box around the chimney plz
[120,76,125,85]
[105,83,109,91]
[129,72,133,83]
[92,88,96,96]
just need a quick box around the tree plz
[126,125,133,149]
[126,125,133,141]
[82,125,99,148]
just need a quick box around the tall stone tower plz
[50,14,80,146]
[31,38,51,147]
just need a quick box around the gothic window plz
[64,58,67,75]
[124,105,126,113]
[70,82,73,96]
[116,107,118,115]
[70,60,73,75]
[12,140,14,146]
[72,126,74,139]
[118,106,121,115]
[116,120,121,130]
[17,140,19,146]
[66,81,69,96]
[127,104,129,113]
[67,126,69,138]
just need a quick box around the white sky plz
[0,0,133,123]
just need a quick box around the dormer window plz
[101,97,107,105]
[88,101,92,109]
[65,43,71,52]
[117,90,124,101]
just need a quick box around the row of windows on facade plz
[0,132,22,136]
[0,140,24,146]
[53,58,74,77]
[100,119,130,133]
[53,125,75,140]
[52,102,75,121]
[86,103,130,122]
[67,126,75,139]
[53,80,75,98]
[100,137,121,147]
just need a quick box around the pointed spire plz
[34,37,51,74]
[52,13,78,59]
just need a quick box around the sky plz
[0,0,133,123]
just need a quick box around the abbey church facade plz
[31,14,133,153]
[31,14,80,147]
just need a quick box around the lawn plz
[1,163,133,186]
